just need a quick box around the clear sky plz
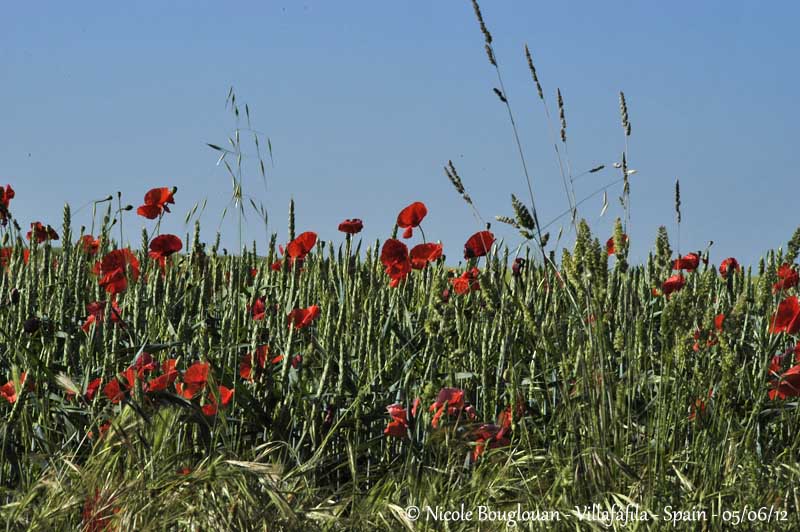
[2,1,799,267]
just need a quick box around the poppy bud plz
[123,205,134,211]
[512,258,526,277]
[323,404,335,426]
[23,317,40,334]
[10,288,19,305]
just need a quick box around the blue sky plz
[2,1,798,267]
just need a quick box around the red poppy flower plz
[694,327,718,351]
[384,419,407,438]
[86,421,110,440]
[102,380,122,404]
[287,304,321,330]
[26,222,59,243]
[137,187,175,219]
[270,260,283,272]
[606,234,628,256]
[386,403,408,424]
[770,355,783,375]
[82,300,122,333]
[381,238,408,265]
[471,423,511,461]
[396,202,427,239]
[774,264,799,293]
[217,385,235,408]
[673,252,700,272]
[249,297,267,321]
[102,368,136,404]
[429,387,465,428]
[0,372,27,404]
[0,247,29,269]
[202,385,234,416]
[0,185,14,225]
[240,345,269,380]
[661,274,686,296]
[409,242,443,270]
[80,235,101,256]
[338,218,363,234]
[688,398,707,422]
[692,329,702,352]
[270,352,304,369]
[714,313,725,332]
[463,231,495,259]
[497,406,514,432]
[411,397,422,418]
[384,403,409,439]
[129,352,159,380]
[464,404,478,420]
[97,249,140,295]
[771,296,800,335]
[719,257,740,279]
[0,185,12,206]
[144,363,179,393]
[286,232,317,264]
[176,361,210,399]
[380,239,411,286]
[451,267,481,295]
[511,258,526,277]
[148,234,182,268]
[85,377,103,401]
[769,364,800,400]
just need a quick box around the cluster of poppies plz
[607,234,744,298]
[692,313,725,352]
[748,263,800,400]
[450,267,481,296]
[249,296,320,331]
[84,355,234,417]
[0,247,29,269]
[659,254,740,297]
[239,345,302,381]
[773,264,800,294]
[383,387,514,462]
[82,299,123,333]
[74,188,183,336]
[377,202,494,289]
[380,239,443,287]
[769,292,800,400]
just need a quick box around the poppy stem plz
[116,192,124,246]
